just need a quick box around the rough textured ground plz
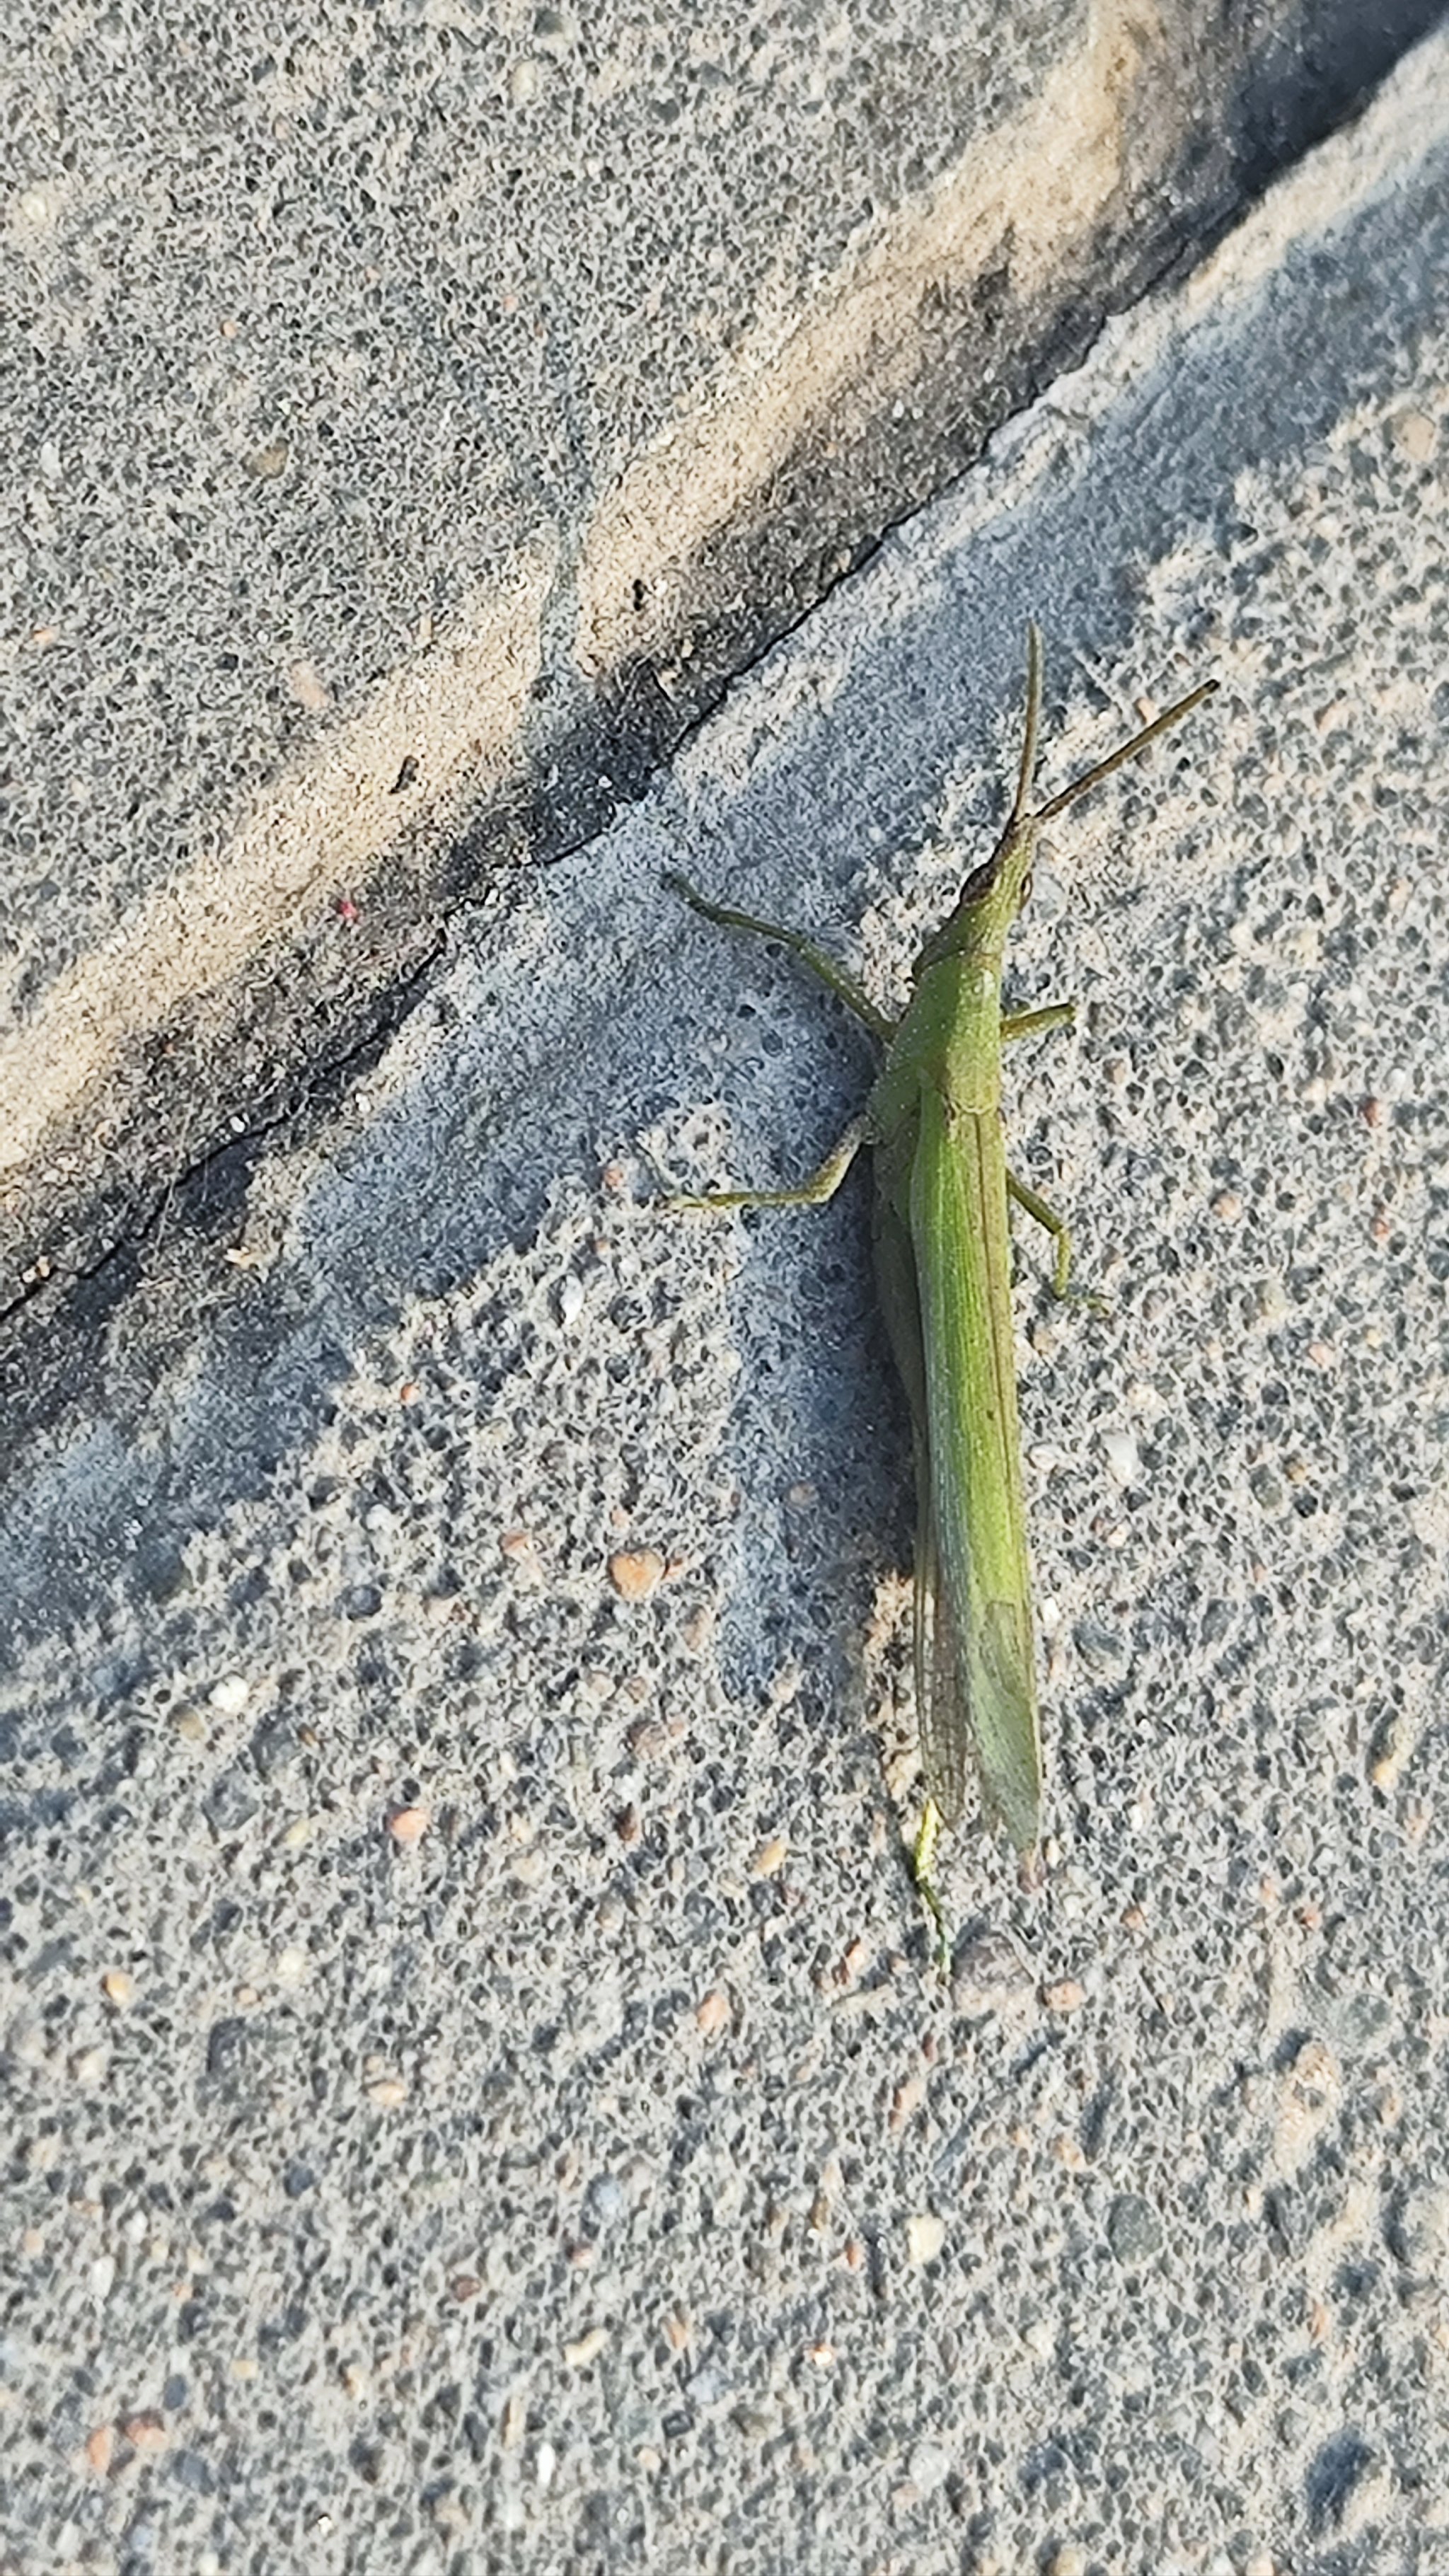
[3,26,1449,2576]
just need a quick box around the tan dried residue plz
[575,2,1160,676]
[0,546,553,1186]
[1273,2037,1341,2175]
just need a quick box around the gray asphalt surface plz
[4,26,1449,2576]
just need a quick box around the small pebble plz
[695,1989,731,2036]
[585,2174,624,2227]
[952,1929,1034,2018]
[890,2074,926,2133]
[1101,1428,1140,1486]
[288,659,331,712]
[905,2212,945,2267]
[101,1970,134,2010]
[120,2413,168,2453]
[366,2077,408,2110]
[388,1805,430,1848]
[608,1547,666,1600]
[208,1675,250,1716]
[1390,407,1436,461]
[1107,2193,1164,2263]
[1368,1714,1407,1791]
[1042,1978,1087,2013]
[563,2326,608,2369]
[751,1832,788,1878]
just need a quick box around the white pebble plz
[905,2212,945,2267]
[1101,1428,1140,1486]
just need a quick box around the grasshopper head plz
[912,625,1216,981]
[911,811,1038,976]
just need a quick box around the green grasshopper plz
[664,627,1216,1966]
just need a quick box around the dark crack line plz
[1,925,452,1333]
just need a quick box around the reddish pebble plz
[608,1547,666,1600]
[120,2412,168,2452]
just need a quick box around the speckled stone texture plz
[3,25,1449,2576]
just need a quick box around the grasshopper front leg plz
[664,870,894,1042]
[998,999,1087,1300]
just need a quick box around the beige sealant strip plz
[576,3,1156,674]
[0,557,553,1191]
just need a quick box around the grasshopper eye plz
[1020,871,1034,910]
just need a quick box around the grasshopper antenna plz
[1034,675,1219,821]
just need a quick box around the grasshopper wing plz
[908,1086,1042,1861]
[872,1179,972,1829]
